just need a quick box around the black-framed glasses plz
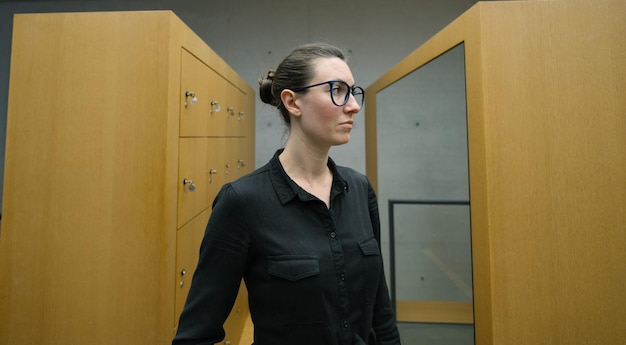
[292,80,364,107]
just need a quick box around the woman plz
[173,43,401,345]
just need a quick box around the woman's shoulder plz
[334,165,370,186]
[335,164,363,177]
[217,163,273,199]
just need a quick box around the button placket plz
[323,201,353,342]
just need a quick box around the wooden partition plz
[365,1,626,344]
[0,11,254,345]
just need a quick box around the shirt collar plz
[269,149,349,205]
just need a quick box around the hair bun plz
[259,70,278,106]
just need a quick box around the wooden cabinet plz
[365,1,625,344]
[0,11,254,345]
[175,208,211,323]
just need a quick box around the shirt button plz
[330,232,336,239]
[340,273,345,281]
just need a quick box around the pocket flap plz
[267,255,320,281]
[358,237,380,256]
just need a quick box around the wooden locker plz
[0,10,255,345]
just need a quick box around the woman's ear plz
[280,89,301,117]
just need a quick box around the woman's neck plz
[281,137,330,174]
[280,141,333,206]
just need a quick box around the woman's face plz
[292,57,361,148]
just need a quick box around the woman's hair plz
[259,43,346,126]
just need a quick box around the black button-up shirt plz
[173,150,401,345]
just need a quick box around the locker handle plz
[184,91,197,108]
[183,178,196,192]
[208,169,218,184]
[210,101,221,113]
[226,107,235,117]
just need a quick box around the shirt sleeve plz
[173,183,250,345]
[367,181,402,344]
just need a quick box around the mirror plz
[375,43,474,344]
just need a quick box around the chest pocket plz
[265,255,324,322]
[357,236,382,305]
[267,255,320,281]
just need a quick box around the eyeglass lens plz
[331,81,364,106]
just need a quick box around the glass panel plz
[375,43,472,343]
[394,203,472,302]
[376,43,468,202]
